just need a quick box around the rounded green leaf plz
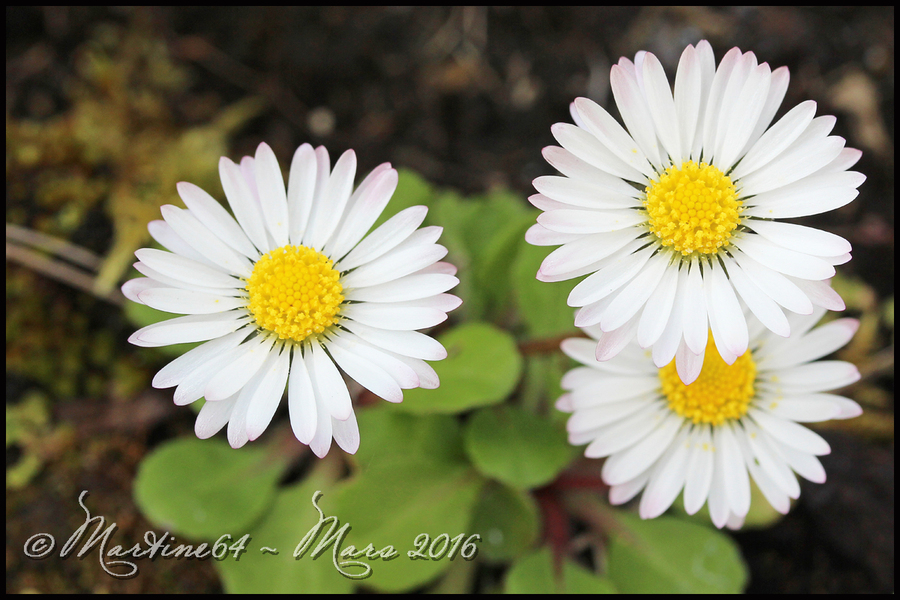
[505,547,616,594]
[607,512,748,593]
[216,467,353,594]
[332,457,485,592]
[396,322,523,414]
[469,482,539,562]
[463,405,576,489]
[134,437,286,539]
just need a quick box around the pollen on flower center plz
[644,161,741,255]
[246,245,343,342]
[659,336,756,426]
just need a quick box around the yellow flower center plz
[644,161,741,255]
[659,336,756,426]
[246,245,343,342]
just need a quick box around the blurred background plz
[6,6,893,593]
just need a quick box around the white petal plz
[675,338,705,386]
[757,393,842,422]
[719,424,750,518]
[748,408,830,455]
[152,328,252,388]
[600,252,669,332]
[742,419,801,499]
[253,142,290,247]
[309,397,334,458]
[741,170,864,219]
[652,266,689,368]
[133,263,238,296]
[731,100,816,181]
[304,149,357,251]
[593,314,639,362]
[572,97,655,178]
[740,65,790,159]
[533,176,639,210]
[551,122,647,184]
[332,410,360,454]
[568,245,654,307]
[122,277,164,303]
[707,262,748,357]
[245,344,290,440]
[341,303,446,331]
[786,276,846,311]
[287,143,318,246]
[639,427,691,519]
[681,257,708,355]
[775,441,826,484]
[583,403,667,458]
[326,164,398,261]
[539,229,637,278]
[723,255,790,337]
[745,221,850,257]
[673,43,702,160]
[135,248,243,290]
[541,145,642,197]
[341,320,446,361]
[130,313,250,347]
[683,425,714,515]
[336,205,427,272]
[524,222,582,246]
[731,250,813,315]
[176,181,258,259]
[758,318,858,370]
[735,234,835,280]
[205,336,276,402]
[160,204,253,277]
[738,133,845,197]
[637,260,679,348]
[326,337,403,403]
[340,243,447,289]
[715,63,771,172]
[220,157,270,254]
[343,273,458,303]
[330,331,420,388]
[609,470,651,505]
[288,347,317,445]
[601,412,682,485]
[308,341,352,421]
[537,208,646,235]
[734,425,791,514]
[137,287,246,315]
[610,63,663,169]
[147,220,218,270]
[764,361,860,393]
[641,53,683,165]
[194,393,236,439]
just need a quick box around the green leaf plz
[216,464,353,594]
[512,241,580,338]
[332,457,485,592]
[395,322,523,414]
[504,547,617,594]
[468,482,539,562]
[133,438,286,539]
[353,406,467,466]
[606,512,748,593]
[463,405,576,489]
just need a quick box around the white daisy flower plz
[556,307,862,529]
[123,142,459,457]
[527,40,865,384]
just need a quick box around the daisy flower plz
[556,307,862,529]
[526,40,864,384]
[123,142,459,457]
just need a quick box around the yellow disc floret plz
[644,161,741,255]
[659,336,756,426]
[246,245,343,342]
